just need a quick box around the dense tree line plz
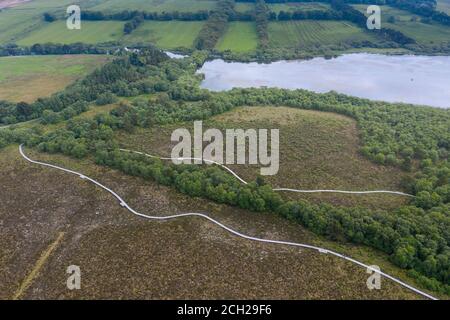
[1,49,448,294]
[124,14,144,34]
[79,8,258,22]
[195,0,236,50]
[255,0,270,47]
[43,12,57,22]
[0,43,110,57]
[80,9,210,22]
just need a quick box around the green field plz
[17,21,125,46]
[0,55,110,102]
[268,2,331,13]
[385,21,450,45]
[353,4,450,46]
[0,0,105,44]
[123,21,204,49]
[384,22,450,45]
[235,2,254,12]
[437,0,450,14]
[268,20,379,48]
[90,0,217,13]
[0,8,44,44]
[352,4,420,22]
[216,22,259,52]
[2,0,450,55]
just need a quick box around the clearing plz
[0,55,110,102]
[115,106,410,210]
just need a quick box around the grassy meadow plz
[385,20,450,46]
[123,21,205,49]
[0,0,103,44]
[17,21,125,46]
[235,2,254,12]
[268,20,380,49]
[216,22,259,52]
[1,0,450,56]
[89,0,217,13]
[0,0,211,46]
[268,2,331,13]
[352,4,450,46]
[0,55,110,102]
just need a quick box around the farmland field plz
[216,22,259,53]
[268,2,331,13]
[0,0,104,44]
[268,20,380,49]
[235,2,254,12]
[123,21,204,49]
[352,4,420,22]
[17,21,125,46]
[385,21,450,46]
[0,55,110,102]
[352,4,450,46]
[0,8,46,44]
[90,0,217,13]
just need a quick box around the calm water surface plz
[198,53,450,108]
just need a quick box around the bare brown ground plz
[0,145,426,299]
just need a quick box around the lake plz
[198,53,450,109]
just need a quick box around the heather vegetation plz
[1,48,448,295]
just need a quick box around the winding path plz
[119,148,415,197]
[19,145,436,300]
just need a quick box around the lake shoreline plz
[198,53,450,109]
